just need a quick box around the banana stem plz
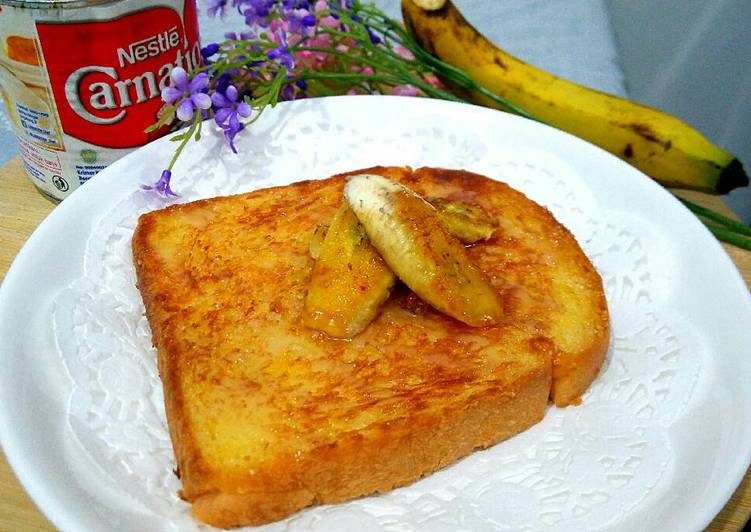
[678,198,751,237]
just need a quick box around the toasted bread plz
[132,166,608,528]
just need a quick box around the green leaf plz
[144,104,176,133]
[194,117,203,141]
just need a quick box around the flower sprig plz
[144,0,751,250]
[145,0,531,195]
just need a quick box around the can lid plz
[0,0,115,8]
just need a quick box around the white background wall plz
[607,0,751,222]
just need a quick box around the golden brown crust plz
[191,363,550,528]
[550,305,610,406]
[132,166,609,528]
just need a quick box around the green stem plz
[361,9,539,120]
[288,71,405,86]
[166,113,200,171]
[295,45,410,74]
[410,46,538,119]
[706,224,751,251]
[679,197,751,237]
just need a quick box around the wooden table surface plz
[0,157,749,531]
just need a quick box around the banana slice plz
[310,199,495,260]
[429,197,497,243]
[303,204,396,338]
[308,223,328,259]
[305,197,496,337]
[344,174,503,327]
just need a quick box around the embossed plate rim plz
[1,95,750,532]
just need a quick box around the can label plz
[0,1,200,200]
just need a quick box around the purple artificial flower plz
[206,0,228,17]
[142,169,178,197]
[280,77,308,101]
[201,42,220,58]
[211,84,252,153]
[366,25,381,44]
[281,0,311,12]
[267,30,295,69]
[224,30,255,40]
[327,0,353,10]
[161,67,212,122]
[211,72,233,93]
[287,8,317,35]
[281,83,295,101]
[243,0,275,27]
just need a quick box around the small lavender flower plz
[281,83,295,101]
[201,42,220,59]
[243,0,275,27]
[142,169,178,197]
[287,8,317,35]
[267,30,295,69]
[366,25,381,44]
[161,67,212,122]
[212,85,252,153]
[282,0,310,10]
[224,30,255,40]
[211,72,233,94]
[206,0,228,17]
[327,0,353,11]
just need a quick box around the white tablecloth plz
[0,0,626,167]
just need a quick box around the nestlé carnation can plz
[0,0,200,201]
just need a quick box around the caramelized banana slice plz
[305,198,496,336]
[429,197,497,243]
[308,223,328,259]
[310,198,494,260]
[344,174,503,326]
[303,205,396,338]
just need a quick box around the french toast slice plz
[132,166,608,528]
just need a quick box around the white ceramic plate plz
[1,96,750,532]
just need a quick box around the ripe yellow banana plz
[344,173,503,327]
[401,0,748,193]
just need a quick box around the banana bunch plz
[401,0,748,194]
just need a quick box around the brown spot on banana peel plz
[625,122,671,150]
[493,56,508,70]
[623,144,634,159]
